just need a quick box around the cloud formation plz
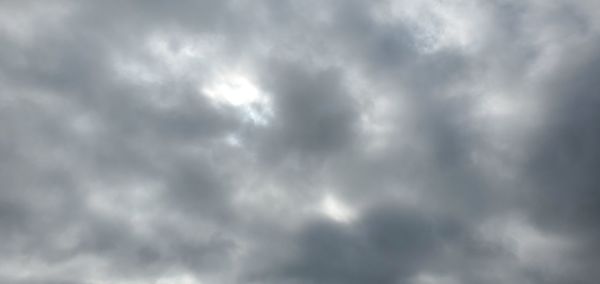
[1,0,600,283]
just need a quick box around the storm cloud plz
[1,0,600,283]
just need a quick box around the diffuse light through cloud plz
[1,0,599,283]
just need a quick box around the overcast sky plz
[1,0,600,283]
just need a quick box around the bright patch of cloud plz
[203,71,273,125]
[320,193,356,223]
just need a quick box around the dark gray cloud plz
[1,0,599,283]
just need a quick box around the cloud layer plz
[1,0,600,283]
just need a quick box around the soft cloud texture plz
[1,0,599,283]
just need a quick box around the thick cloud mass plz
[1,0,600,283]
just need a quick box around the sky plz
[1,0,600,283]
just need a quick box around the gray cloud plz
[1,0,599,283]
